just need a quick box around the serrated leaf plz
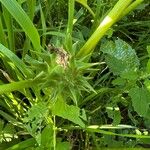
[129,87,150,117]
[113,110,121,126]
[106,107,121,125]
[23,103,48,145]
[101,39,139,79]
[52,97,86,127]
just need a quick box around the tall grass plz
[0,0,149,149]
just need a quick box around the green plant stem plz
[53,115,56,150]
[0,16,7,47]
[66,0,75,52]
[77,0,133,58]
[27,0,36,21]
[39,3,47,47]
[0,80,35,94]
[83,3,95,18]
[22,0,36,56]
[75,0,95,17]
[57,125,150,138]
[3,7,15,52]
[121,0,144,18]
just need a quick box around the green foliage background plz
[0,0,150,149]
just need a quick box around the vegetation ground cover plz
[0,0,150,149]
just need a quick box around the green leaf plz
[106,106,121,126]
[23,102,49,145]
[146,46,150,73]
[52,97,86,127]
[129,87,150,118]
[0,110,23,128]
[0,44,33,77]
[56,140,71,150]
[0,80,34,95]
[112,77,126,86]
[101,39,139,79]
[41,125,53,149]
[0,0,41,51]
[6,138,36,150]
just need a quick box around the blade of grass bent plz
[0,44,33,77]
[0,0,41,52]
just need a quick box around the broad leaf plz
[23,102,49,145]
[52,97,86,127]
[101,39,139,79]
[129,87,150,118]
[41,125,53,149]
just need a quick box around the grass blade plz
[0,43,33,77]
[0,0,41,52]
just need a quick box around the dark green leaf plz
[129,87,150,117]
[52,97,86,127]
[101,39,139,79]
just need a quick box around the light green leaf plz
[41,125,53,148]
[56,140,71,150]
[6,138,36,150]
[0,0,40,51]
[0,43,33,77]
[23,102,49,145]
[129,87,150,118]
[101,39,139,79]
[52,97,86,127]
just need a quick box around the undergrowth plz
[0,0,150,149]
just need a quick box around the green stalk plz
[3,7,15,52]
[82,3,95,18]
[0,80,35,94]
[39,3,47,47]
[53,116,56,150]
[27,0,36,21]
[120,0,144,18]
[0,16,8,47]
[65,0,75,52]
[75,0,95,17]
[77,0,133,58]
[23,0,37,57]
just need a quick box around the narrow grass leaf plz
[0,43,33,77]
[0,0,41,51]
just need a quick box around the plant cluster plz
[0,0,150,149]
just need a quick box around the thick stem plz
[77,0,133,58]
